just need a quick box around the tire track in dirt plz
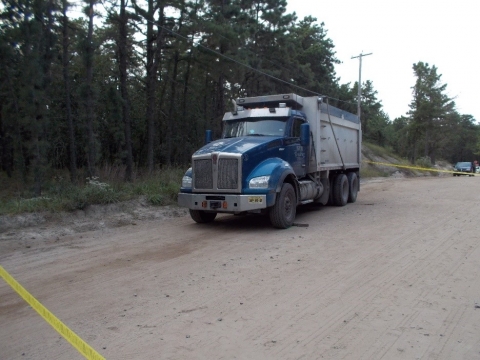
[326,228,472,359]
[261,181,480,358]
[2,177,480,359]
[180,179,478,359]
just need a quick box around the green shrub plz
[0,168,184,215]
[415,156,433,169]
[7,196,53,213]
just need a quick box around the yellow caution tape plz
[0,265,105,360]
[364,160,478,176]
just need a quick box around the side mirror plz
[300,123,310,147]
[205,130,212,144]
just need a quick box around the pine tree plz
[409,62,454,164]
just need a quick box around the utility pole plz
[351,52,372,121]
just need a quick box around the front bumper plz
[455,169,473,175]
[178,193,268,212]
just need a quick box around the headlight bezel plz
[182,175,193,188]
[249,175,270,189]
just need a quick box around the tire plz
[347,172,358,203]
[333,173,349,206]
[189,209,217,223]
[269,183,296,229]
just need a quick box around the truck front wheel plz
[269,183,296,229]
[333,173,349,206]
[189,209,217,223]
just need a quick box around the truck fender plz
[247,158,300,207]
[247,158,298,193]
[278,172,300,206]
[276,170,299,194]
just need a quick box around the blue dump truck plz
[178,93,361,228]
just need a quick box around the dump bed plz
[301,96,361,173]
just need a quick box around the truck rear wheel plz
[189,209,217,223]
[333,174,349,206]
[269,183,296,229]
[347,172,358,203]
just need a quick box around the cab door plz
[284,117,307,177]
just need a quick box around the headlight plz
[249,175,270,188]
[182,176,192,188]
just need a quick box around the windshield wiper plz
[246,133,266,136]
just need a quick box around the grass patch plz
[361,144,444,177]
[0,167,185,215]
[360,164,390,178]
[363,142,403,162]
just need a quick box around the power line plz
[153,22,358,107]
[156,24,322,96]
[64,3,357,107]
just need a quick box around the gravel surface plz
[1,176,480,359]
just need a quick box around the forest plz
[1,0,479,197]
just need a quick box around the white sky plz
[287,0,480,122]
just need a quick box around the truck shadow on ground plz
[187,203,328,232]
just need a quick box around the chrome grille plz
[193,154,241,192]
[217,159,238,189]
[194,159,213,189]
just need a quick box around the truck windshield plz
[223,118,288,138]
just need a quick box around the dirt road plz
[1,176,480,360]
